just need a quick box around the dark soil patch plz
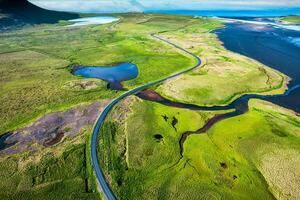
[107,81,125,90]
[43,131,64,147]
[0,100,110,155]
[162,115,168,122]
[117,178,123,186]
[154,134,163,141]
[272,128,288,137]
[70,64,83,74]
[220,162,228,169]
[171,116,178,132]
[136,89,166,102]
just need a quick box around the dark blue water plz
[73,63,138,90]
[0,133,16,151]
[215,21,300,113]
[148,9,300,17]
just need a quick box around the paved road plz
[90,34,202,200]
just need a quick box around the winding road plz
[90,34,202,200]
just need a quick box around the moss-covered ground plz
[0,13,201,199]
[99,97,300,200]
[0,127,100,200]
[0,13,201,135]
[155,18,286,106]
[1,12,298,200]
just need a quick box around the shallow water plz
[73,63,138,90]
[68,16,119,27]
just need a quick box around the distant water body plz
[215,19,300,112]
[68,16,119,27]
[148,9,300,17]
[216,18,300,31]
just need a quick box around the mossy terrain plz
[280,16,300,24]
[98,96,230,199]
[0,127,100,200]
[156,19,286,106]
[0,12,297,200]
[0,13,202,199]
[99,96,300,199]
[0,13,200,135]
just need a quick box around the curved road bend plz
[91,34,202,200]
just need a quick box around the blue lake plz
[73,63,138,89]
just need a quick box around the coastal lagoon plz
[216,19,300,112]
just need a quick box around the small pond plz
[73,63,138,90]
[0,133,16,151]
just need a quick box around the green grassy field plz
[204,100,300,199]
[280,16,300,24]
[0,127,100,200]
[0,13,201,199]
[0,13,226,199]
[155,20,286,106]
[98,96,231,199]
[0,13,200,135]
[99,96,300,199]
[0,12,298,200]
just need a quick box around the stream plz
[138,20,300,156]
